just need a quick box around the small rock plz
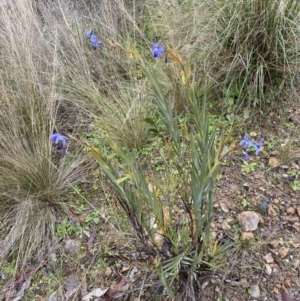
[270,239,279,249]
[267,204,277,217]
[211,231,217,240]
[265,264,272,276]
[284,279,292,288]
[263,253,274,264]
[105,267,112,277]
[154,229,164,247]
[220,202,229,213]
[241,232,254,240]
[64,239,81,255]
[269,157,280,168]
[292,259,299,268]
[293,222,300,232]
[291,242,300,248]
[228,278,249,287]
[250,284,260,298]
[48,292,58,301]
[296,207,300,216]
[122,265,130,272]
[270,240,279,249]
[259,200,268,214]
[49,252,57,264]
[221,220,231,231]
[64,275,79,292]
[287,207,296,214]
[279,247,289,258]
[286,216,299,223]
[237,211,261,231]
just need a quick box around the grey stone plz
[250,284,260,298]
[64,239,81,255]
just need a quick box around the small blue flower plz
[151,43,164,58]
[86,30,102,50]
[239,134,263,158]
[239,134,253,148]
[50,133,68,145]
[244,152,250,162]
[50,133,68,156]
[255,139,263,156]
[61,147,67,156]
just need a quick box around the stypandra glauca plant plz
[87,47,233,299]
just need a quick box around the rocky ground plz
[1,105,300,301]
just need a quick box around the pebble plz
[286,216,299,223]
[279,247,289,258]
[64,239,81,255]
[48,292,58,301]
[270,240,279,248]
[287,207,296,214]
[269,157,280,168]
[250,284,260,298]
[237,211,261,231]
[220,202,229,213]
[221,220,231,231]
[284,279,292,288]
[265,264,272,276]
[292,259,299,268]
[296,207,300,216]
[105,267,112,277]
[227,278,249,287]
[241,232,254,240]
[263,253,274,264]
[292,223,300,232]
[291,242,300,248]
[260,200,268,214]
[64,275,79,292]
[267,204,277,217]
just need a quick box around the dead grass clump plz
[205,0,300,111]
[0,0,88,269]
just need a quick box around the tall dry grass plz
[0,0,88,269]
[205,0,300,112]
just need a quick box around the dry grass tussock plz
[0,0,88,269]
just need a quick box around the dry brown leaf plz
[82,288,108,301]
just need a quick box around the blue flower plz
[151,43,164,58]
[255,139,263,156]
[50,133,68,156]
[86,30,102,50]
[244,152,250,162]
[239,134,263,157]
[61,147,67,156]
[239,134,253,148]
[50,133,68,145]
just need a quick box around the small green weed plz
[241,198,249,208]
[243,161,257,173]
[287,169,298,178]
[85,210,100,225]
[55,209,100,238]
[290,180,300,191]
